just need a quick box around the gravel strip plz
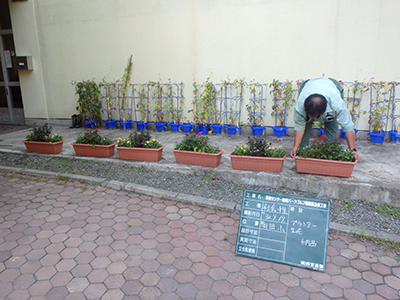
[1,152,399,236]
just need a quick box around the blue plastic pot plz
[155,122,168,132]
[196,124,210,135]
[180,123,194,133]
[135,121,149,131]
[119,120,133,130]
[318,128,324,136]
[340,129,358,140]
[367,131,386,145]
[251,125,265,136]
[104,119,117,129]
[211,124,223,134]
[272,126,288,137]
[389,130,400,144]
[226,125,241,136]
[84,120,97,128]
[170,123,180,132]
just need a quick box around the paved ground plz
[0,124,400,299]
[0,170,399,300]
[0,124,31,135]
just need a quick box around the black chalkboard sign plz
[235,189,330,271]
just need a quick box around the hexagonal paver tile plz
[353,279,375,294]
[287,286,310,300]
[342,266,362,280]
[331,275,353,289]
[83,283,107,299]
[247,277,268,292]
[139,286,162,300]
[123,267,144,280]
[67,278,89,293]
[363,271,384,285]
[157,253,175,265]
[232,286,254,300]
[321,283,343,298]
[267,281,288,297]
[384,275,400,290]
[300,277,323,294]
[29,280,52,297]
[344,287,369,300]
[157,265,177,278]
[106,261,127,275]
[376,284,399,299]
[208,267,228,281]
[104,274,125,289]
[50,272,73,287]
[174,270,195,283]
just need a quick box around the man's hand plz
[352,151,360,163]
[291,130,305,158]
[290,146,298,158]
[344,130,360,163]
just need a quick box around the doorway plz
[0,0,24,124]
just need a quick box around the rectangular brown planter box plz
[23,140,64,154]
[229,152,286,173]
[116,146,164,161]
[295,156,357,178]
[172,149,223,167]
[72,143,116,158]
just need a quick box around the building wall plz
[9,0,400,130]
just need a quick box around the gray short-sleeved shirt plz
[294,77,354,132]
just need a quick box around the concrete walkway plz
[0,170,399,300]
[0,124,399,207]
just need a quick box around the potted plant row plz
[23,123,64,154]
[295,135,357,178]
[229,136,286,172]
[23,126,357,178]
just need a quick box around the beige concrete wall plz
[9,0,400,130]
[9,0,48,120]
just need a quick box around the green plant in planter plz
[247,83,267,126]
[167,82,184,124]
[175,133,220,153]
[117,131,162,148]
[191,77,217,125]
[348,80,368,126]
[75,128,113,147]
[73,79,102,126]
[100,82,118,121]
[222,79,246,127]
[119,55,133,121]
[296,135,355,162]
[269,79,296,126]
[227,108,238,126]
[135,83,151,122]
[339,80,369,129]
[233,136,285,158]
[99,55,133,123]
[369,81,394,133]
[150,81,166,123]
[26,123,63,143]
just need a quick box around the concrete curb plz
[1,165,399,243]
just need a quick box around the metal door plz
[0,0,24,124]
